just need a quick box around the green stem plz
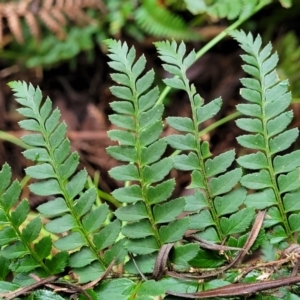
[0,131,31,149]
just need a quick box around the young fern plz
[9,82,123,283]
[105,40,190,256]
[0,164,64,281]
[231,30,300,245]
[154,40,256,267]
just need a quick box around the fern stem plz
[38,122,107,268]
[182,78,223,241]
[157,3,264,106]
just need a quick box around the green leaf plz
[205,150,235,177]
[0,281,19,293]
[108,129,135,146]
[164,77,185,90]
[171,243,199,267]
[154,198,185,224]
[22,217,42,243]
[110,86,133,101]
[33,290,66,300]
[188,210,214,230]
[142,158,173,183]
[112,185,143,203]
[69,247,97,268]
[1,242,27,259]
[240,169,272,189]
[237,133,265,150]
[21,134,45,147]
[45,109,61,133]
[95,278,135,299]
[140,120,163,146]
[137,280,165,297]
[73,188,97,217]
[10,200,29,227]
[58,152,79,180]
[188,170,205,189]
[126,236,159,255]
[115,201,148,221]
[215,188,247,216]
[274,150,300,174]
[23,148,50,162]
[289,213,300,233]
[137,69,155,94]
[107,146,137,162]
[49,122,67,149]
[159,218,189,243]
[45,251,69,274]
[240,88,261,104]
[82,204,109,233]
[109,164,140,181]
[0,257,10,280]
[264,207,282,228]
[201,141,212,159]
[235,117,263,133]
[284,191,300,213]
[236,103,261,118]
[166,134,197,151]
[265,92,291,119]
[184,190,208,212]
[29,179,61,196]
[189,248,225,268]
[139,104,164,129]
[237,152,268,170]
[10,255,39,272]
[245,188,277,209]
[0,164,12,194]
[267,111,293,137]
[166,117,194,132]
[54,232,86,251]
[173,153,200,171]
[18,119,40,131]
[104,239,127,265]
[220,207,255,235]
[66,169,87,199]
[270,128,299,154]
[93,220,121,250]
[210,168,242,196]
[109,115,135,130]
[122,220,154,239]
[74,261,105,284]
[1,180,21,210]
[196,227,220,243]
[139,87,159,112]
[0,227,17,245]
[196,97,222,123]
[25,163,56,179]
[45,214,76,233]
[34,236,52,259]
[141,139,167,165]
[37,198,68,217]
[110,101,134,115]
[278,169,300,193]
[147,179,175,204]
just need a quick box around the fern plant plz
[1,30,300,299]
[231,30,300,246]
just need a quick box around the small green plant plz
[1,29,300,299]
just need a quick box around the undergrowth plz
[1,27,300,300]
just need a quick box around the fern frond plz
[105,39,190,260]
[0,0,101,46]
[0,163,66,278]
[135,0,198,41]
[9,81,123,283]
[154,40,255,268]
[231,30,300,244]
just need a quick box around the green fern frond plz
[0,163,65,279]
[231,30,300,245]
[135,0,198,40]
[8,81,124,283]
[105,39,190,259]
[154,40,254,268]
